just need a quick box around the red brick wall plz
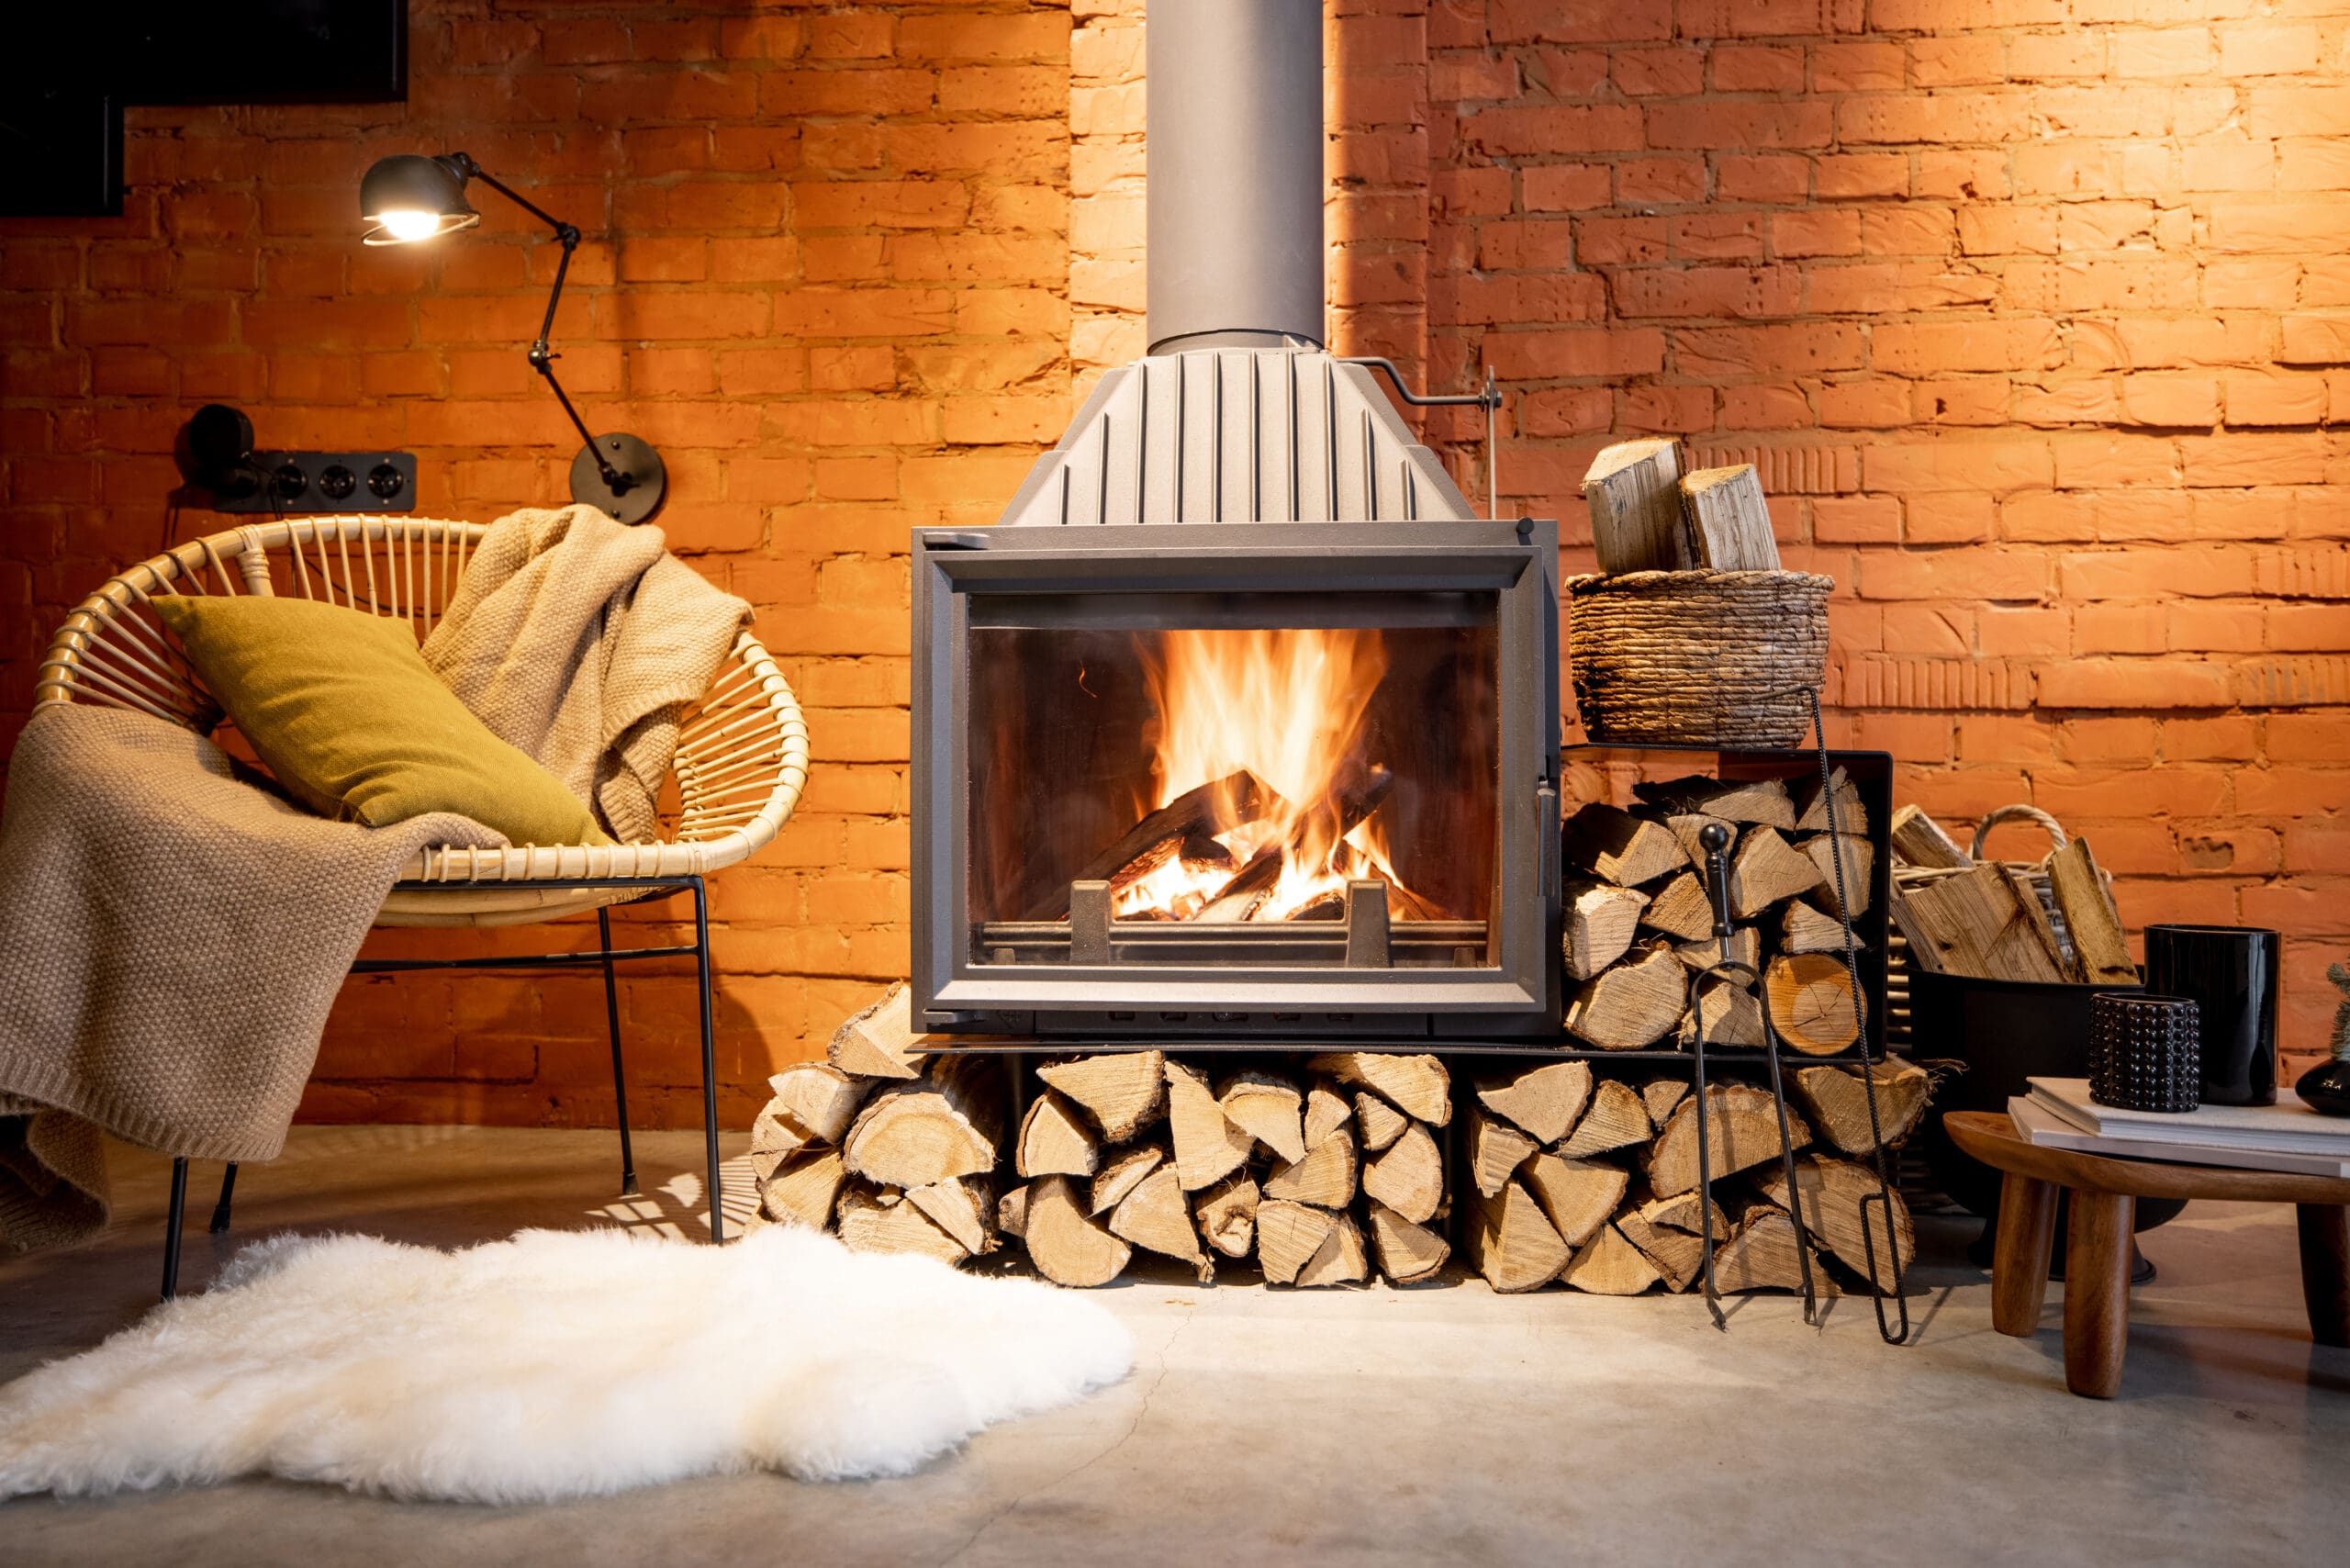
[2,1,2344,1123]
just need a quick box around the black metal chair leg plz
[690,876,722,1245]
[162,1157,188,1301]
[599,906,640,1197]
[208,1162,239,1234]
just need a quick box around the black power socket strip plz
[213,451,419,515]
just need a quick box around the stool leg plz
[1992,1171,2058,1337]
[2297,1203,2350,1350]
[207,1162,239,1234]
[2064,1189,2134,1398]
[161,1157,188,1302]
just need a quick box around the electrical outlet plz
[215,451,418,515]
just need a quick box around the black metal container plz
[1913,969,2184,1232]
[2089,992,2200,1114]
[2143,924,2280,1107]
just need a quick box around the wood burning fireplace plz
[912,516,1561,1039]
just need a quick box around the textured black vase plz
[2090,993,2201,1113]
[2143,924,2280,1108]
[2298,1058,2350,1117]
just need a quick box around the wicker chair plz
[35,518,810,1292]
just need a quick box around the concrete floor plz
[2,1126,2344,1567]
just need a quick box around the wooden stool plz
[1944,1112,2350,1397]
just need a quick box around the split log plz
[1109,1164,1212,1282]
[1216,1070,1307,1164]
[1646,1083,1812,1197]
[1353,1091,1409,1152]
[1255,1200,1338,1285]
[1562,802,1688,889]
[1037,1050,1166,1141]
[1465,1179,1572,1292]
[759,1148,848,1231]
[1763,954,1863,1056]
[1520,1151,1628,1249]
[837,1186,968,1264]
[1466,1103,1539,1197]
[1558,1078,1653,1159]
[1192,1175,1259,1258]
[750,1101,817,1167]
[1040,769,1272,918]
[1023,1174,1132,1287]
[1754,1156,1916,1293]
[1633,774,1794,831]
[997,1183,1030,1238]
[1680,973,1765,1048]
[1296,1212,1369,1288]
[1639,871,1717,943]
[1362,1120,1445,1224]
[1366,1202,1450,1285]
[1793,766,1868,839]
[765,1062,871,1146]
[1474,1058,1592,1146]
[1563,878,1650,980]
[1089,1142,1165,1215]
[908,1177,995,1256]
[1641,1078,1689,1127]
[1713,1209,1824,1294]
[826,983,922,1081]
[841,1053,1002,1190]
[1727,826,1825,920]
[1017,1090,1102,1179]
[1565,943,1687,1050]
[1582,437,1686,574]
[1779,900,1860,956]
[1164,1059,1254,1190]
[1888,803,1972,870]
[1666,814,1740,879]
[1303,1081,1352,1148]
[1307,1051,1451,1125]
[1674,926,1760,975]
[1897,863,2067,982]
[1675,463,1782,571]
[1614,1199,1706,1292]
[1263,1126,1360,1208]
[2047,836,2138,984]
[1561,1222,1664,1295]
[1642,1185,1727,1237]
[1788,1061,1933,1156]
[1802,833,1874,918]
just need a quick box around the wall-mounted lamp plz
[359,151,666,524]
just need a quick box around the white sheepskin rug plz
[0,1224,1133,1503]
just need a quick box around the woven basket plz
[1566,569,1832,748]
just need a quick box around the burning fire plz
[1111,627,1424,923]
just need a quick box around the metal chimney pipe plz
[1145,0,1325,355]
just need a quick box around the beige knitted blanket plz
[421,505,750,843]
[0,707,504,1252]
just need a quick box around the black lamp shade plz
[360,154,479,245]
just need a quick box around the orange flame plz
[1110,628,1423,922]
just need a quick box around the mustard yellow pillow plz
[151,594,610,847]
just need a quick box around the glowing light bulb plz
[378,209,443,242]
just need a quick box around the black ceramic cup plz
[2089,993,2201,1113]
[2142,924,2280,1107]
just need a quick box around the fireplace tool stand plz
[159,875,727,1300]
[1680,691,1911,1345]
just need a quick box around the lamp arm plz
[445,153,630,494]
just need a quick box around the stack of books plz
[2011,1077,2350,1179]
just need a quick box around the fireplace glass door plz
[965,588,1499,970]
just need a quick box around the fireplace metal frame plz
[911,518,1561,1037]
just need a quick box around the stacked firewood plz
[743,986,1455,1288]
[1462,1058,1930,1295]
[997,1048,1455,1289]
[1560,770,1874,1056]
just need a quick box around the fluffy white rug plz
[0,1225,1133,1503]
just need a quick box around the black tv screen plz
[0,2,407,218]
